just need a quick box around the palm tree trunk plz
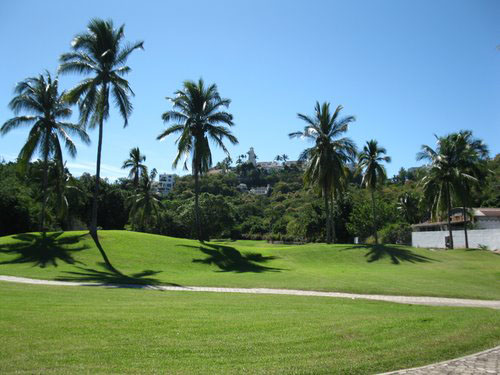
[194,170,203,241]
[463,205,469,249]
[323,187,331,244]
[370,189,378,244]
[446,182,454,249]
[89,114,117,272]
[40,154,49,238]
[330,194,336,243]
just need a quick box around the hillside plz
[0,230,499,300]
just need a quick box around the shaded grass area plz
[0,282,499,375]
[0,230,499,299]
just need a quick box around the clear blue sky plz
[1,0,498,180]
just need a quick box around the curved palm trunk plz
[89,114,117,272]
[370,189,378,244]
[323,187,332,244]
[446,182,454,249]
[194,170,203,242]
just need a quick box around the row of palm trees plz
[418,131,489,249]
[289,102,391,244]
[1,17,490,270]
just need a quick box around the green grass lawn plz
[0,282,499,375]
[0,230,499,299]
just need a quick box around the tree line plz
[1,18,498,272]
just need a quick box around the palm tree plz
[417,135,476,249]
[157,79,238,241]
[59,18,143,269]
[0,72,89,236]
[281,154,289,164]
[122,147,147,188]
[445,131,489,248]
[357,140,391,244]
[289,101,356,243]
[127,168,163,231]
[274,155,282,163]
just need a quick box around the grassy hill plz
[0,230,499,300]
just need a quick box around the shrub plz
[378,223,412,245]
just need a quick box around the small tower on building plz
[247,147,257,167]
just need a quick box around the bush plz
[378,223,412,245]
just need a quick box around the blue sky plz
[0,0,498,180]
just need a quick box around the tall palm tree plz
[127,168,163,231]
[357,140,391,244]
[417,135,477,249]
[157,79,238,241]
[289,102,356,243]
[59,18,143,269]
[445,131,489,248]
[1,72,89,236]
[122,147,147,188]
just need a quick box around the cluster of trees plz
[1,17,498,260]
[2,151,498,247]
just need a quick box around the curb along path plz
[1,275,500,309]
[378,346,500,374]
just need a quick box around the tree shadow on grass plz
[179,243,283,273]
[0,232,90,268]
[344,244,436,264]
[55,264,178,287]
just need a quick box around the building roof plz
[473,208,500,217]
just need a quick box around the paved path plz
[379,346,500,374]
[2,275,499,374]
[1,275,500,309]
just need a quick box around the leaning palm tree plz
[59,18,143,269]
[157,79,238,241]
[289,102,356,243]
[122,147,147,188]
[0,72,89,236]
[357,140,391,244]
[127,168,163,231]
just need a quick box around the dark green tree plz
[59,18,143,270]
[157,79,238,241]
[127,168,163,231]
[1,72,89,236]
[289,101,356,243]
[357,140,391,244]
[122,147,147,188]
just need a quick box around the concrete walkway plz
[2,275,500,374]
[379,346,500,374]
[1,275,500,309]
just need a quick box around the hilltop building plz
[245,147,299,171]
[153,173,176,196]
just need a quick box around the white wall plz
[476,217,500,230]
[412,229,500,250]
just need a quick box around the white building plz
[412,208,500,250]
[246,147,299,171]
[155,173,176,196]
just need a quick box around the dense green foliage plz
[1,231,500,299]
[1,153,498,242]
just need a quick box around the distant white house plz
[153,173,176,196]
[412,208,500,250]
[237,182,271,196]
[249,184,271,196]
[246,147,299,171]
